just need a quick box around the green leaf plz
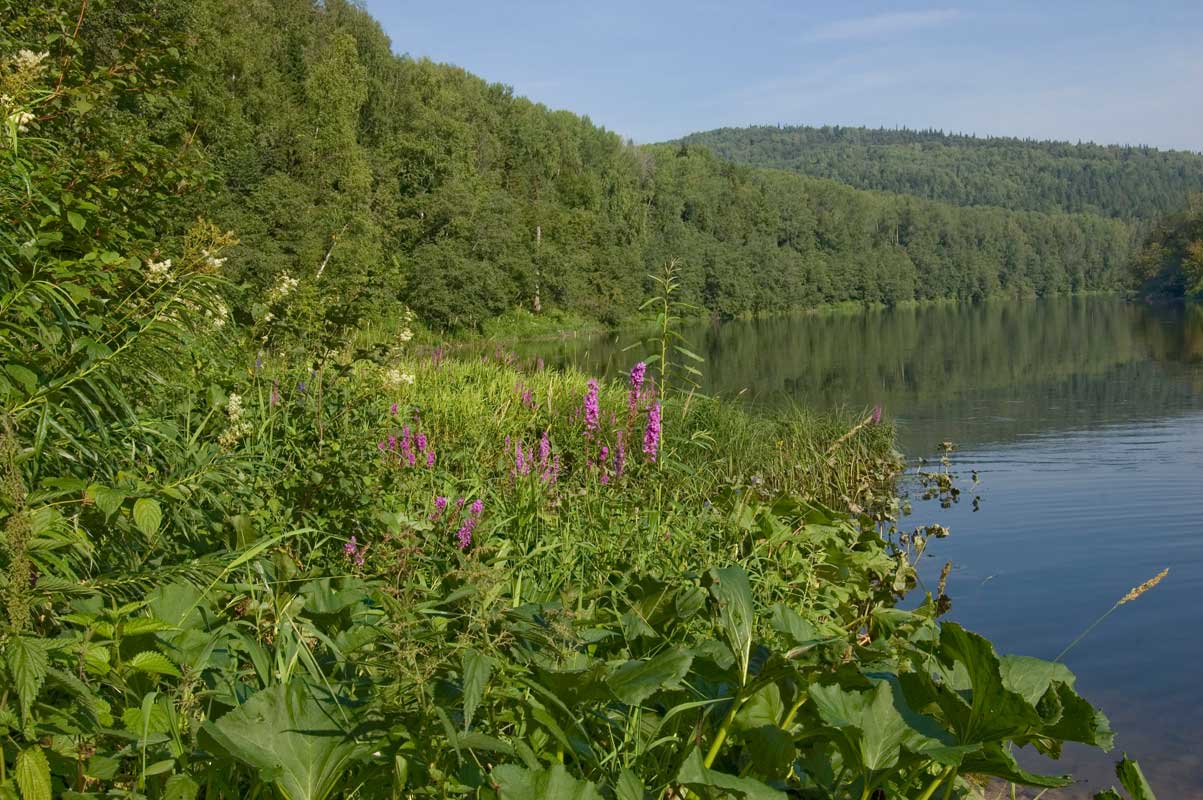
[87,485,126,518]
[67,211,85,231]
[461,649,491,731]
[15,747,52,800]
[709,566,755,684]
[132,498,163,539]
[675,747,786,800]
[4,364,37,395]
[1114,755,1157,800]
[934,623,1047,743]
[6,637,48,722]
[127,651,180,677]
[491,764,601,800]
[959,743,1073,789]
[163,774,200,800]
[201,682,362,800]
[615,769,646,800]
[606,648,693,706]
[811,679,969,774]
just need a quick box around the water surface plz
[523,297,1203,797]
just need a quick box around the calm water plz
[523,297,1203,797]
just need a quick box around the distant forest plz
[7,0,1179,333]
[677,125,1203,221]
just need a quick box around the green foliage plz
[1132,194,1203,299]
[0,1,1160,797]
[680,124,1203,220]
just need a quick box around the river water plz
[521,296,1203,797]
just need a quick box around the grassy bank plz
[2,296,1135,796]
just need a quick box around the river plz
[520,296,1203,797]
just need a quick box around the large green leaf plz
[933,623,1047,743]
[15,746,52,800]
[201,682,361,800]
[709,566,754,685]
[675,747,785,800]
[5,637,48,723]
[132,497,162,539]
[461,649,492,730]
[491,764,602,799]
[959,743,1073,789]
[606,648,693,706]
[810,679,954,774]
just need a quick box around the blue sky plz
[363,1,1203,151]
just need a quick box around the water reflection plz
[518,297,1203,453]
[523,297,1203,797]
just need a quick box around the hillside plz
[677,125,1203,220]
[3,0,1137,339]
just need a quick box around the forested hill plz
[676,126,1203,220]
[4,1,1138,335]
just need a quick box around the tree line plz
[6,0,1149,335]
[679,125,1203,221]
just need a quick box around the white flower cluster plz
[14,50,49,73]
[147,257,174,284]
[218,392,252,448]
[385,368,415,388]
[6,109,33,132]
[397,307,416,344]
[205,300,230,329]
[268,272,299,302]
[201,249,227,269]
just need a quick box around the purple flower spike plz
[390,402,399,415]
[470,499,483,516]
[583,380,600,433]
[871,405,883,425]
[426,450,436,468]
[643,402,662,462]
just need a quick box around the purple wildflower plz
[470,499,483,516]
[538,430,551,464]
[628,362,647,413]
[435,496,448,512]
[344,536,364,566]
[456,518,476,550]
[297,380,307,395]
[416,433,428,452]
[426,450,436,468]
[871,405,883,425]
[643,402,662,462]
[387,435,398,451]
[614,431,626,478]
[377,440,387,451]
[390,402,398,415]
[583,380,600,433]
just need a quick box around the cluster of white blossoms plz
[146,257,174,284]
[268,272,299,302]
[218,392,253,448]
[385,367,415,388]
[14,50,48,72]
[5,108,34,132]
[2,51,49,137]
[201,249,227,270]
[397,307,416,344]
[205,300,230,329]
